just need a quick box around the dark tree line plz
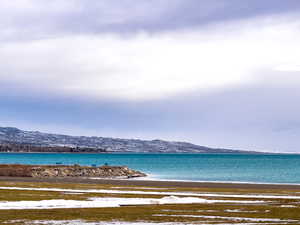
[0,142,107,153]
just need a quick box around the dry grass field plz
[0,180,300,224]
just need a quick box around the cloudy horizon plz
[1,0,300,152]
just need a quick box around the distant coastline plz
[0,126,260,153]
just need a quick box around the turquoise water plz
[1,153,300,184]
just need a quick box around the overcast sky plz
[1,0,300,152]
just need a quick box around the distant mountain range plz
[0,126,256,153]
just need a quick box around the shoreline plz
[0,162,299,186]
[0,151,294,154]
[136,177,300,186]
[1,176,300,190]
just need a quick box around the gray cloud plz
[1,14,300,101]
[1,0,300,41]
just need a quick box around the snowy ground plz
[7,220,299,225]
[0,183,300,225]
[0,196,265,210]
[1,186,300,199]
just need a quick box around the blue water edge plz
[0,153,300,184]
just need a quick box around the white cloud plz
[0,15,300,101]
[0,0,184,41]
[275,64,300,72]
[1,0,78,12]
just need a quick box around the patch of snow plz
[2,219,283,225]
[0,186,290,200]
[0,196,213,210]
[280,205,297,208]
[111,187,171,190]
[197,209,219,212]
[3,220,25,224]
[29,221,186,225]
[195,193,300,200]
[63,192,84,195]
[224,209,259,213]
[153,214,298,222]
[20,220,288,225]
[0,199,119,209]
[0,195,266,210]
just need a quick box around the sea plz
[0,153,300,184]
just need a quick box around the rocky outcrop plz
[0,164,147,178]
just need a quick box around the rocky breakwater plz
[0,164,147,179]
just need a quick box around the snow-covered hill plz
[0,126,250,153]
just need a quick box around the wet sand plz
[1,176,300,190]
